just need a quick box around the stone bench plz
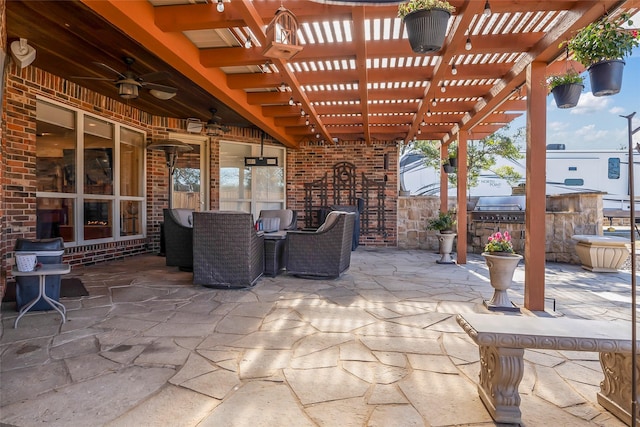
[456,313,638,425]
[571,234,630,272]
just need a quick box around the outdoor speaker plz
[10,38,36,69]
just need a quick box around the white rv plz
[400,147,640,211]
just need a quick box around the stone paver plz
[1,249,636,426]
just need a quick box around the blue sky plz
[508,46,640,151]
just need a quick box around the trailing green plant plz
[547,70,585,92]
[565,13,640,67]
[427,209,456,232]
[398,0,455,19]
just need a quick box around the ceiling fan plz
[72,57,177,100]
[206,108,230,136]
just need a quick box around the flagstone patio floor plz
[0,248,635,426]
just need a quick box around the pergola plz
[5,0,639,310]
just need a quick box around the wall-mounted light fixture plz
[216,0,224,13]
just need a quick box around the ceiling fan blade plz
[93,62,126,79]
[142,82,177,93]
[138,71,172,82]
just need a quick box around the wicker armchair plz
[258,209,298,230]
[192,211,264,289]
[163,208,194,271]
[285,211,355,279]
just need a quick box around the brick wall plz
[1,65,161,295]
[0,63,403,298]
[287,140,399,246]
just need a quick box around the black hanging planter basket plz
[443,163,456,174]
[448,157,458,168]
[403,8,451,54]
[551,83,583,109]
[588,59,625,97]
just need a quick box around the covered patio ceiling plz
[7,0,639,149]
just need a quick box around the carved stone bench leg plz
[477,345,525,424]
[598,351,640,426]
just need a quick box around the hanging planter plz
[547,70,584,109]
[398,1,454,54]
[448,155,458,168]
[565,13,639,97]
[588,59,625,97]
[442,163,455,174]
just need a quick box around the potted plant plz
[547,70,585,109]
[442,159,456,174]
[398,0,454,54]
[427,209,456,233]
[428,209,456,263]
[481,231,522,311]
[565,13,640,96]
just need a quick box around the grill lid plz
[473,195,525,211]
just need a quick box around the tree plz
[411,126,524,194]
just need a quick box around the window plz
[36,99,145,244]
[564,178,584,186]
[219,141,286,217]
[608,157,621,179]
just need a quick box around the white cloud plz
[569,92,611,115]
[548,121,569,132]
[609,106,625,114]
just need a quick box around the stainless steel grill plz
[471,196,526,223]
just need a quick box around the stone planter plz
[571,234,630,272]
[482,252,523,311]
[436,232,456,264]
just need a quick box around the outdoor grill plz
[471,196,526,223]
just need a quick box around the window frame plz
[35,96,147,246]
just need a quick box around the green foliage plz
[547,70,585,92]
[398,0,455,19]
[565,13,640,67]
[411,127,524,191]
[427,209,456,232]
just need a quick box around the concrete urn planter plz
[481,252,523,311]
[436,232,456,264]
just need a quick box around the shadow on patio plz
[0,248,632,426]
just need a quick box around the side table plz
[12,264,71,328]
[264,231,287,277]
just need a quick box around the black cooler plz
[14,237,65,311]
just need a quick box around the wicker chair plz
[192,211,264,289]
[285,211,355,279]
[163,208,194,271]
[258,209,298,230]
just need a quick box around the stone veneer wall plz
[398,193,603,265]
[544,192,603,264]
[397,196,457,250]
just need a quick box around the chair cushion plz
[261,217,280,232]
[317,211,342,232]
[259,209,293,230]
[172,209,194,227]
